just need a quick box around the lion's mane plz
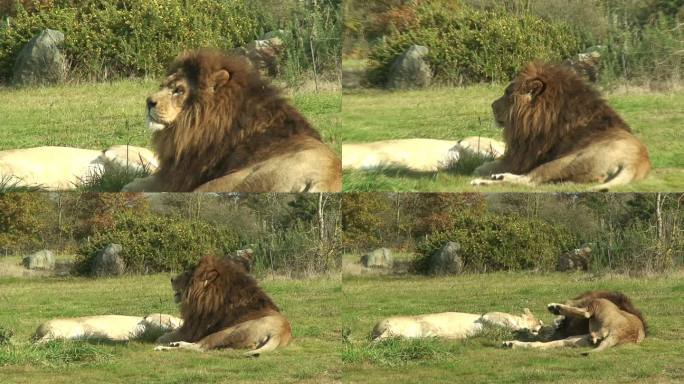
[501,61,635,174]
[176,255,281,342]
[153,50,324,191]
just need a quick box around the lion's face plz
[492,78,545,128]
[146,72,191,131]
[521,308,544,335]
[170,270,193,303]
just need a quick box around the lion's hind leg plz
[503,334,592,350]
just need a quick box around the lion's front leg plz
[473,159,506,176]
[154,341,205,352]
[121,174,163,192]
[155,330,183,345]
[471,173,533,186]
[547,303,591,319]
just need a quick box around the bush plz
[0,0,263,82]
[413,211,575,273]
[367,1,585,85]
[74,211,239,275]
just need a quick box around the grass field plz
[342,271,684,384]
[0,267,341,384]
[0,80,341,154]
[341,86,684,192]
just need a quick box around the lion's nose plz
[147,97,157,110]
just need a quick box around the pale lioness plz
[0,145,158,190]
[33,313,182,343]
[342,137,505,172]
[504,299,645,353]
[372,309,542,341]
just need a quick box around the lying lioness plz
[0,145,157,190]
[342,137,505,172]
[34,313,182,343]
[372,309,542,341]
[504,299,645,353]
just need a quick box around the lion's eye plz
[173,87,185,96]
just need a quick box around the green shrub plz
[74,211,239,275]
[0,0,263,82]
[413,211,575,273]
[367,1,585,85]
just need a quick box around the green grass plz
[342,271,684,384]
[341,86,684,192]
[0,274,341,384]
[0,80,341,154]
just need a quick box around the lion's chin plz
[146,116,167,132]
[173,291,182,303]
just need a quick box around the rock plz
[232,248,255,272]
[360,248,393,268]
[261,30,289,40]
[22,250,55,270]
[556,244,592,272]
[244,36,285,76]
[91,244,126,276]
[12,29,67,86]
[428,242,463,275]
[386,45,432,89]
[563,47,602,83]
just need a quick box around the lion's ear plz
[524,79,545,99]
[211,69,231,90]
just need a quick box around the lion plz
[33,313,182,343]
[122,49,341,192]
[341,137,504,172]
[504,291,646,353]
[372,309,543,341]
[153,255,292,355]
[471,61,650,190]
[0,145,158,190]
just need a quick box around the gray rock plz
[22,250,55,270]
[428,242,463,275]
[261,30,289,40]
[244,37,285,76]
[556,244,592,272]
[386,45,432,89]
[563,47,602,83]
[12,29,67,86]
[91,243,126,276]
[360,248,393,268]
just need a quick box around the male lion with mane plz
[472,61,650,190]
[504,290,646,354]
[123,49,341,192]
[154,255,292,355]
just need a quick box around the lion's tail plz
[243,334,283,357]
[590,165,640,191]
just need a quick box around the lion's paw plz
[470,178,496,186]
[503,340,521,349]
[547,303,562,315]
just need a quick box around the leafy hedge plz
[367,1,585,85]
[74,211,239,275]
[0,0,263,82]
[413,211,575,273]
